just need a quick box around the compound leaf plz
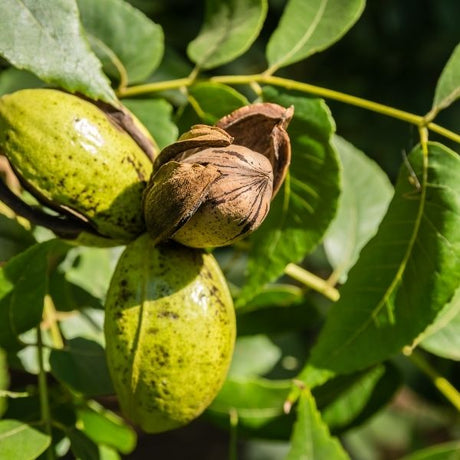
[299,143,460,387]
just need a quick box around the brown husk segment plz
[216,103,293,196]
[143,103,293,248]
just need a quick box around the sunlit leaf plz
[432,43,460,114]
[324,135,393,282]
[0,419,50,460]
[0,0,116,104]
[418,286,460,360]
[298,143,460,387]
[238,86,340,305]
[286,390,349,460]
[77,405,136,454]
[400,441,460,460]
[266,0,365,72]
[77,0,164,84]
[188,0,268,69]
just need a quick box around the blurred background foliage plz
[115,1,460,459]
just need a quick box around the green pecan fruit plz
[0,89,155,244]
[104,234,235,433]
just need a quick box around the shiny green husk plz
[104,234,236,433]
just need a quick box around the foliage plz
[0,0,459,459]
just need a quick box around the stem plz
[117,77,194,98]
[229,409,238,460]
[43,295,64,349]
[284,263,340,302]
[403,348,460,412]
[37,326,55,460]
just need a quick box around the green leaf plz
[266,0,365,72]
[228,335,281,378]
[0,348,8,417]
[187,0,268,69]
[176,82,248,133]
[0,419,51,460]
[400,441,460,460]
[209,378,291,427]
[432,43,460,114]
[188,82,249,122]
[0,240,68,349]
[0,215,36,263]
[418,286,460,360]
[0,0,116,104]
[63,246,119,300]
[68,427,99,460]
[324,136,393,282]
[238,284,304,313]
[49,337,113,396]
[319,366,384,430]
[59,308,105,345]
[123,98,178,151]
[0,68,43,96]
[77,0,164,84]
[300,142,460,387]
[286,390,350,460]
[237,86,340,305]
[77,405,136,454]
[49,271,103,312]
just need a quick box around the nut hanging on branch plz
[143,103,294,248]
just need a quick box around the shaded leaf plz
[49,337,113,396]
[266,0,365,72]
[0,68,43,96]
[0,215,35,263]
[188,82,249,123]
[418,286,460,360]
[228,335,281,378]
[238,284,303,313]
[0,0,116,104]
[49,271,103,312]
[432,43,460,114]
[123,98,178,150]
[209,378,291,427]
[176,82,248,133]
[0,419,50,459]
[68,427,99,460]
[400,441,460,460]
[299,143,460,387]
[319,366,384,430]
[237,86,340,305]
[187,0,268,69]
[77,405,136,454]
[0,240,69,349]
[286,390,349,460]
[77,0,164,84]
[59,308,105,345]
[324,135,393,282]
